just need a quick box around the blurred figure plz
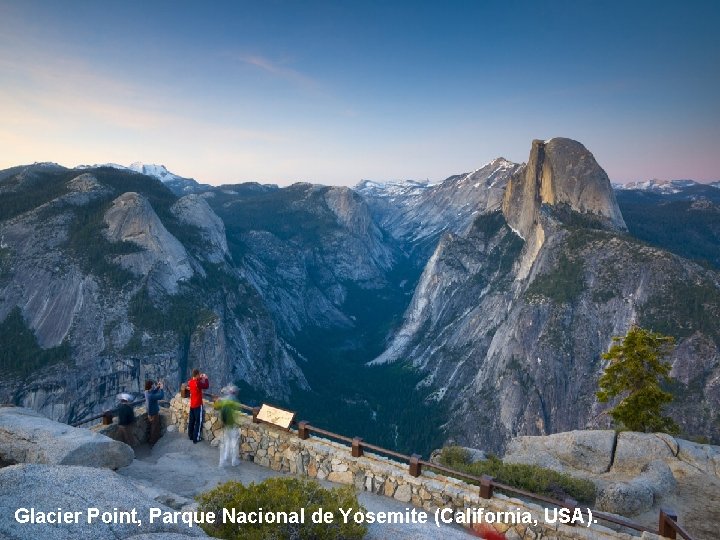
[116,393,136,447]
[214,384,241,467]
[472,524,506,540]
[144,380,164,445]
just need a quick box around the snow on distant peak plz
[461,157,519,188]
[128,162,180,182]
[75,162,183,184]
[616,179,698,194]
[470,157,515,174]
[355,179,431,198]
[75,162,126,171]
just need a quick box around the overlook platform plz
[119,429,473,540]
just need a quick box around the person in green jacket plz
[213,384,242,467]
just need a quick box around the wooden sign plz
[256,404,296,429]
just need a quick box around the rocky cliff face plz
[502,138,626,279]
[356,158,522,265]
[0,165,415,431]
[503,138,626,239]
[370,138,720,451]
[2,143,719,455]
[171,194,230,263]
[104,192,194,294]
[0,165,307,423]
[206,182,402,337]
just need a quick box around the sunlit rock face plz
[502,138,626,279]
[371,138,720,452]
[503,138,626,241]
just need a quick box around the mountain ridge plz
[2,139,719,454]
[364,138,720,451]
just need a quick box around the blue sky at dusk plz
[1,0,718,185]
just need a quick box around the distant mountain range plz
[2,144,719,454]
[614,179,720,269]
[614,179,720,193]
[75,162,212,195]
[76,160,720,202]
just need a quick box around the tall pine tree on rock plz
[596,325,680,434]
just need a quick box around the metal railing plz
[71,392,694,539]
[71,398,172,427]
[246,402,694,540]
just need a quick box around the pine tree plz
[596,325,680,434]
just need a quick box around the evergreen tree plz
[596,325,679,434]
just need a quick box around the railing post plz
[658,508,677,539]
[352,437,363,457]
[564,498,578,526]
[409,454,422,477]
[297,421,310,440]
[101,411,113,425]
[252,407,260,424]
[480,475,494,499]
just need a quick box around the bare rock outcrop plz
[0,464,208,539]
[613,432,679,472]
[502,138,626,239]
[104,192,193,293]
[171,194,229,263]
[504,429,616,474]
[503,429,719,523]
[0,406,133,469]
[502,138,626,278]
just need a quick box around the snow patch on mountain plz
[355,158,522,260]
[74,162,209,195]
[614,179,699,194]
[75,162,179,182]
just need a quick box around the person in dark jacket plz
[187,369,209,443]
[116,393,136,447]
[144,380,164,445]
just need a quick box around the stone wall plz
[169,395,224,443]
[168,395,662,540]
[92,405,170,447]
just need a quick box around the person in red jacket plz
[187,369,209,443]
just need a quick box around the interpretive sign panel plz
[256,404,296,429]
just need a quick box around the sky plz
[1,0,719,186]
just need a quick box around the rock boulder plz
[675,438,720,477]
[595,460,676,515]
[504,430,616,474]
[612,432,678,473]
[0,464,207,539]
[0,406,133,468]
